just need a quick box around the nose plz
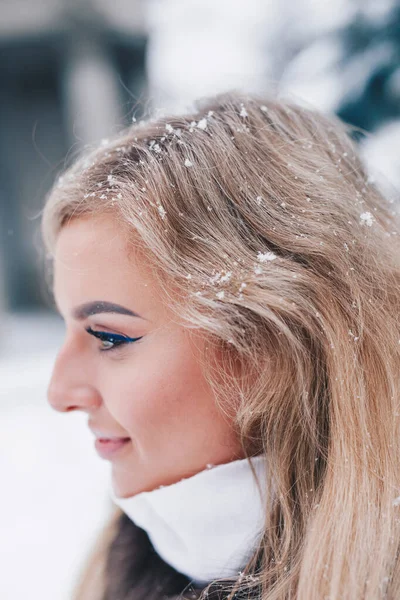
[48,380,101,413]
[47,342,101,413]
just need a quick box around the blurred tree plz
[336,4,400,135]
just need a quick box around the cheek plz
[102,335,218,442]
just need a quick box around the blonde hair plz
[42,91,400,599]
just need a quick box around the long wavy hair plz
[41,91,400,599]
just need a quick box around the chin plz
[111,470,135,499]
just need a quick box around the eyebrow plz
[72,301,144,320]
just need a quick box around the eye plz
[85,326,143,352]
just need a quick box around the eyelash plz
[85,326,143,352]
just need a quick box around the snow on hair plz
[42,91,400,600]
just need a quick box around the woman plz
[41,91,400,599]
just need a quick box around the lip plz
[94,438,131,459]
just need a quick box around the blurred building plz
[0,0,147,310]
[1,0,399,312]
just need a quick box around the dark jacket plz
[102,512,260,600]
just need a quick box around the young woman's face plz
[48,213,243,497]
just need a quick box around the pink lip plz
[94,438,131,459]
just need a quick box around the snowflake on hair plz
[257,251,277,262]
[149,140,162,153]
[197,118,208,130]
[360,212,374,226]
[157,204,166,220]
[239,104,248,118]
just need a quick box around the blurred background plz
[1,0,399,598]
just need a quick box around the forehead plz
[53,214,162,319]
[55,213,133,267]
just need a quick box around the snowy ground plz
[1,312,114,600]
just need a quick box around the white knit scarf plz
[109,454,268,585]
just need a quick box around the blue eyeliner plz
[85,326,142,351]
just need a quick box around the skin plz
[48,213,244,498]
